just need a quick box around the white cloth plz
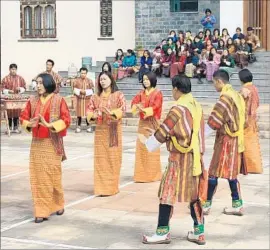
[73,88,80,96]
[3,89,9,95]
[31,80,37,90]
[205,123,215,138]
[145,134,162,152]
[19,87,25,94]
[85,89,93,96]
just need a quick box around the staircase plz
[67,51,270,138]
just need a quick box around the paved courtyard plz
[1,129,269,249]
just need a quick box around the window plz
[100,0,112,37]
[20,0,56,38]
[170,0,198,12]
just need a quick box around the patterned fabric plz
[1,74,27,118]
[74,78,94,117]
[29,138,64,218]
[241,83,263,173]
[86,91,126,195]
[154,104,205,204]
[170,56,186,79]
[205,61,220,81]
[208,94,243,179]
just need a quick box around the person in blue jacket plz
[201,8,216,33]
[138,50,153,83]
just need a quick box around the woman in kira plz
[20,73,71,223]
[131,72,163,183]
[86,71,126,196]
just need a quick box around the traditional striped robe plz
[131,88,163,183]
[208,94,243,179]
[20,93,71,218]
[1,74,26,118]
[240,83,263,173]
[154,105,205,205]
[86,91,126,196]
[73,77,94,117]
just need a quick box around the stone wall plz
[135,0,220,50]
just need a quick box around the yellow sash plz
[221,84,245,153]
[171,93,202,176]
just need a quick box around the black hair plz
[218,39,225,48]
[222,28,229,36]
[247,27,253,31]
[170,30,176,35]
[205,8,212,14]
[80,67,88,73]
[102,62,112,73]
[213,70,230,83]
[172,75,191,94]
[143,50,151,57]
[37,73,56,93]
[186,30,191,33]
[167,37,173,42]
[178,30,184,34]
[155,46,161,50]
[9,64,17,69]
[204,29,212,40]
[213,28,220,36]
[115,49,124,60]
[142,72,157,89]
[238,69,253,83]
[127,49,135,56]
[208,47,217,61]
[236,27,242,32]
[97,71,118,96]
[46,59,55,66]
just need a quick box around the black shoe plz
[35,217,48,223]
[56,209,65,216]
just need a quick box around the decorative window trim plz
[100,0,113,38]
[20,0,57,39]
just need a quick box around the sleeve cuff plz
[205,123,215,138]
[145,134,162,152]
[19,87,25,94]
[87,112,94,123]
[21,120,31,133]
[50,119,66,133]
[3,89,9,95]
[142,107,153,118]
[131,105,137,115]
[111,108,123,120]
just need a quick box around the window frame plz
[100,0,113,38]
[170,0,199,13]
[20,0,57,39]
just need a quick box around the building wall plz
[1,0,135,85]
[220,0,243,35]
[135,0,220,49]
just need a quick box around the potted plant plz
[135,39,145,58]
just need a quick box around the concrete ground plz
[1,129,269,249]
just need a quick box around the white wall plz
[1,0,135,85]
[220,0,243,36]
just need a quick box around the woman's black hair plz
[213,28,220,36]
[208,47,217,61]
[204,29,212,40]
[37,73,56,94]
[142,72,157,89]
[222,28,230,36]
[115,49,124,60]
[143,50,151,57]
[218,39,225,48]
[97,71,118,96]
[101,62,112,73]
[172,75,191,94]
[205,8,212,14]
[236,27,242,32]
[238,69,253,83]
[170,30,176,35]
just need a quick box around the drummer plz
[1,63,26,133]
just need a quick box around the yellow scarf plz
[221,84,245,153]
[171,93,202,176]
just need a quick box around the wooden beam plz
[243,0,249,32]
[267,0,270,50]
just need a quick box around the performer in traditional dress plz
[34,59,63,94]
[1,63,26,133]
[20,74,71,223]
[86,72,126,196]
[73,67,94,133]
[131,72,163,183]
[239,69,263,174]
[139,75,206,245]
[203,70,246,216]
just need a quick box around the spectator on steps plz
[200,8,216,33]
[112,49,124,80]
[245,27,261,53]
[162,37,176,54]
[118,49,137,80]
[152,46,163,77]
[217,39,225,55]
[221,28,230,46]
[161,48,175,77]
[232,27,245,42]
[193,36,205,54]
[227,38,237,58]
[205,47,221,81]
[219,49,236,76]
[138,50,153,83]
[170,50,187,79]
[211,28,220,48]
[235,38,250,69]
[168,30,178,43]
[204,29,212,44]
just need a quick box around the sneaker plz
[75,127,81,133]
[86,127,93,133]
[187,231,206,245]
[202,200,212,215]
[223,199,244,216]
[13,128,21,134]
[142,226,171,244]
